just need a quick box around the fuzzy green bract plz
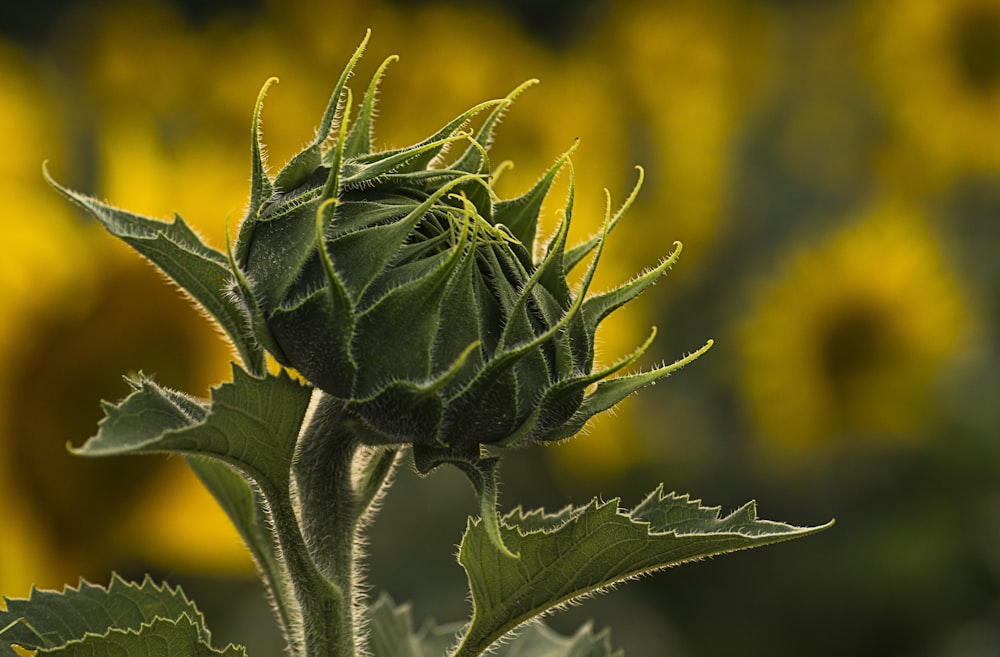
[229,44,709,455]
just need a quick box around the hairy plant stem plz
[292,392,365,657]
[266,486,351,657]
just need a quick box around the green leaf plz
[43,167,263,373]
[74,368,348,656]
[364,595,621,657]
[0,575,242,656]
[366,594,461,657]
[53,616,245,657]
[490,623,622,657]
[453,486,834,656]
[76,366,312,496]
[185,456,300,654]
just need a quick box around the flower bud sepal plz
[413,443,518,559]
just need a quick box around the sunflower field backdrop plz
[2,0,998,655]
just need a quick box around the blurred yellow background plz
[2,0,998,654]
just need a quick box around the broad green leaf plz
[56,617,243,657]
[43,167,263,373]
[490,623,621,657]
[0,575,240,656]
[364,595,621,657]
[366,594,461,657]
[74,369,344,655]
[185,456,300,654]
[453,486,833,656]
[76,366,312,497]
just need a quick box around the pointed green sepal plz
[503,327,659,446]
[493,142,577,254]
[234,75,279,266]
[564,166,645,272]
[546,339,714,443]
[224,215,276,374]
[411,447,518,559]
[345,339,480,445]
[351,196,473,396]
[581,240,683,337]
[451,80,536,176]
[274,30,369,191]
[342,55,398,159]
[320,87,352,205]
[342,130,479,189]
[371,98,507,177]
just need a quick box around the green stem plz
[265,485,352,657]
[293,393,364,656]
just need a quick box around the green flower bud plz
[230,34,710,453]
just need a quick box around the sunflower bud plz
[230,34,708,454]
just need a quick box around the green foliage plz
[42,169,265,375]
[454,489,831,656]
[0,576,243,657]
[8,30,832,657]
[366,595,622,657]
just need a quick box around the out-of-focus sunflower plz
[862,0,1000,185]
[0,39,95,595]
[738,199,970,458]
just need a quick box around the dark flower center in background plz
[4,263,220,573]
[818,301,898,412]
[952,3,1000,96]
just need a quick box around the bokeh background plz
[3,0,999,654]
